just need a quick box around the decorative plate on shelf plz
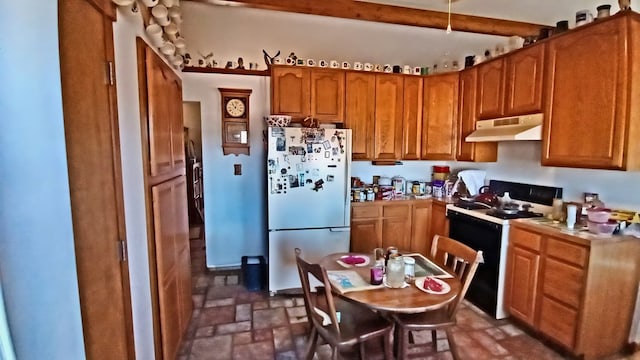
[415,276,451,295]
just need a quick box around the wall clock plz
[218,88,252,155]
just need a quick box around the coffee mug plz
[403,65,411,74]
[383,64,392,73]
[306,59,316,66]
[575,9,594,26]
[285,57,295,65]
[374,64,382,72]
[413,66,421,75]
[330,60,340,68]
[597,4,611,18]
[296,59,305,66]
[319,59,328,67]
[420,66,429,75]
[392,65,401,73]
[556,20,569,33]
[342,61,351,69]
[273,56,283,64]
[354,62,363,70]
[364,63,373,71]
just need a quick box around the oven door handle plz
[446,209,502,232]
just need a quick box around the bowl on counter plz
[586,207,611,223]
[587,220,617,236]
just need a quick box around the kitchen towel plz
[457,170,487,196]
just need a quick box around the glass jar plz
[370,260,384,285]
[403,257,415,284]
[386,255,405,288]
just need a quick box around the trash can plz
[241,255,266,291]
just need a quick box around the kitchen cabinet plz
[345,72,376,160]
[374,74,404,160]
[476,58,505,119]
[505,221,640,359]
[542,12,640,170]
[271,66,345,123]
[421,72,459,160]
[505,43,545,115]
[410,201,431,255]
[476,43,545,119]
[351,200,430,253]
[457,67,497,162]
[402,76,423,160]
[427,200,449,249]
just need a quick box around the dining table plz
[319,252,461,314]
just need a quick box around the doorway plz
[183,102,205,260]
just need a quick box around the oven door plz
[447,209,502,318]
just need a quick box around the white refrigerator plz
[266,127,352,293]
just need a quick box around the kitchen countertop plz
[512,217,639,247]
[350,196,454,206]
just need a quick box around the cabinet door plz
[505,43,545,115]
[345,72,376,160]
[402,76,423,160]
[374,74,404,160]
[538,296,579,349]
[457,68,497,162]
[505,246,539,326]
[59,1,133,357]
[410,203,431,254]
[476,58,505,119]
[151,176,192,360]
[542,18,628,169]
[311,69,345,123]
[428,201,449,249]
[146,46,185,179]
[422,73,459,160]
[271,66,311,118]
[351,219,381,253]
[382,217,411,251]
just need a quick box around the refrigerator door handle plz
[329,227,350,232]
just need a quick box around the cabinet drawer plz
[510,227,542,252]
[542,257,584,308]
[383,204,410,218]
[352,205,380,219]
[538,296,578,349]
[546,237,588,267]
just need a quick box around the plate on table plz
[415,276,451,295]
[337,254,370,268]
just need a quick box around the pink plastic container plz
[587,220,617,235]
[586,208,611,223]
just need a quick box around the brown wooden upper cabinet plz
[374,74,404,160]
[542,12,640,170]
[271,66,345,123]
[457,67,497,162]
[421,72,459,160]
[345,72,376,160]
[476,43,545,119]
[402,76,423,160]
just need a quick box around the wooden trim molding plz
[188,0,548,37]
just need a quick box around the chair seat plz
[392,308,456,331]
[318,298,392,348]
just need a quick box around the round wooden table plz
[319,252,460,314]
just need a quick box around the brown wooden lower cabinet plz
[351,199,442,254]
[428,200,449,247]
[505,222,640,359]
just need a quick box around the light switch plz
[234,164,242,176]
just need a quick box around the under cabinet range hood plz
[466,113,544,142]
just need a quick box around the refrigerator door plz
[268,227,350,293]
[267,127,352,230]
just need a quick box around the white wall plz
[0,1,86,359]
[112,7,157,360]
[182,74,270,267]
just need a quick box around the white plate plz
[415,277,451,295]
[337,255,370,268]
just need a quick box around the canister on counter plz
[432,165,450,181]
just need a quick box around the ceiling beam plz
[190,0,548,37]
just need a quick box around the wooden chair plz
[391,235,484,359]
[294,248,394,360]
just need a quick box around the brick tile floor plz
[182,231,638,360]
